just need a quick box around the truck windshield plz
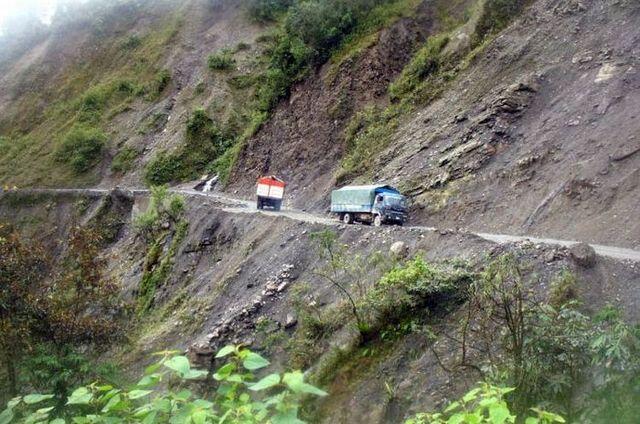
[383,196,406,208]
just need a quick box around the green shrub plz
[133,185,185,237]
[207,49,235,70]
[246,0,292,22]
[110,146,139,173]
[406,383,565,424]
[143,152,184,186]
[55,125,106,173]
[360,257,471,331]
[548,270,578,307]
[389,34,449,100]
[227,74,256,90]
[121,34,141,50]
[2,346,326,423]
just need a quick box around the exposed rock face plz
[570,242,597,268]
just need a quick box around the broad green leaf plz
[243,352,270,370]
[184,369,208,380]
[128,390,153,400]
[23,394,54,405]
[101,394,122,413]
[144,362,161,375]
[462,388,481,403]
[173,389,192,401]
[192,399,214,409]
[67,387,92,405]
[192,409,207,424]
[214,363,235,380]
[7,398,21,409]
[444,401,460,413]
[525,418,539,424]
[50,419,65,424]
[164,356,191,376]
[249,374,281,391]
[489,403,512,424]
[282,371,327,396]
[0,408,14,424]
[215,345,236,358]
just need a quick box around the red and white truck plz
[256,176,285,211]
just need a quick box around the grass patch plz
[110,146,139,173]
[207,49,236,71]
[55,125,106,174]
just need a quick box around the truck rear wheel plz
[343,213,353,224]
[373,214,382,227]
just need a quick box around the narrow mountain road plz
[6,187,640,263]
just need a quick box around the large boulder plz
[390,241,409,258]
[569,242,597,268]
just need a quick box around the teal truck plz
[330,185,408,226]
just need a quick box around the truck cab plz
[372,192,408,226]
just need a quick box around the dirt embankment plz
[2,190,639,423]
[226,2,446,210]
[378,0,640,249]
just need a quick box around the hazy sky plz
[0,0,58,25]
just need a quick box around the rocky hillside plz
[1,0,640,423]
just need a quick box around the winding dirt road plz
[6,187,640,263]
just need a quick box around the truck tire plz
[343,213,353,224]
[373,214,382,227]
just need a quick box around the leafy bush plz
[548,270,577,308]
[207,49,235,70]
[133,185,185,238]
[144,152,184,186]
[110,146,139,173]
[1,346,327,423]
[55,125,106,173]
[405,383,565,424]
[360,256,471,332]
[144,109,227,185]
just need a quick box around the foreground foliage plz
[1,346,327,423]
[405,383,565,424]
[0,224,125,403]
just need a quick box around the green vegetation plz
[211,0,416,184]
[0,224,125,405]
[406,383,565,424]
[133,186,187,313]
[388,34,450,100]
[144,108,228,185]
[0,12,183,187]
[246,0,293,22]
[153,69,172,94]
[207,49,236,71]
[110,146,139,173]
[55,125,106,174]
[475,0,526,42]
[2,346,326,423]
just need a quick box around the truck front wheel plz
[373,214,382,227]
[343,213,353,224]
